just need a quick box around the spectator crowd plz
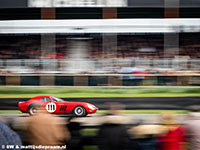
[1,104,200,150]
[0,33,200,60]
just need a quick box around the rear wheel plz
[28,105,38,115]
[73,106,87,117]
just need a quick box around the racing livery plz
[18,95,98,117]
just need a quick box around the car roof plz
[30,95,53,99]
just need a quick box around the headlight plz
[87,104,95,110]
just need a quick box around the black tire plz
[73,106,87,117]
[28,104,39,115]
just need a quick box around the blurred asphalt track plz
[0,97,200,110]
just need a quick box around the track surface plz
[0,97,200,110]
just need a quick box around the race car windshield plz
[51,96,65,102]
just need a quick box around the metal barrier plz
[0,59,200,73]
[0,74,200,86]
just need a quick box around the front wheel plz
[73,106,87,117]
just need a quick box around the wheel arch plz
[27,103,40,112]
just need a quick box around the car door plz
[50,96,68,114]
[41,97,56,113]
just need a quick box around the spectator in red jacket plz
[158,113,186,150]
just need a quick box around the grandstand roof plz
[0,19,200,34]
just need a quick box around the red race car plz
[18,95,98,117]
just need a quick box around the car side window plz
[41,98,45,102]
[45,98,51,102]
[41,98,51,102]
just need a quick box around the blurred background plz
[0,1,199,86]
[0,0,200,150]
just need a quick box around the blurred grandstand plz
[0,22,200,74]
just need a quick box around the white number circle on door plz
[46,103,56,113]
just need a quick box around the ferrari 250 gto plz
[18,95,98,117]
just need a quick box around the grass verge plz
[0,86,199,98]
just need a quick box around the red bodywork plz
[18,95,98,115]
